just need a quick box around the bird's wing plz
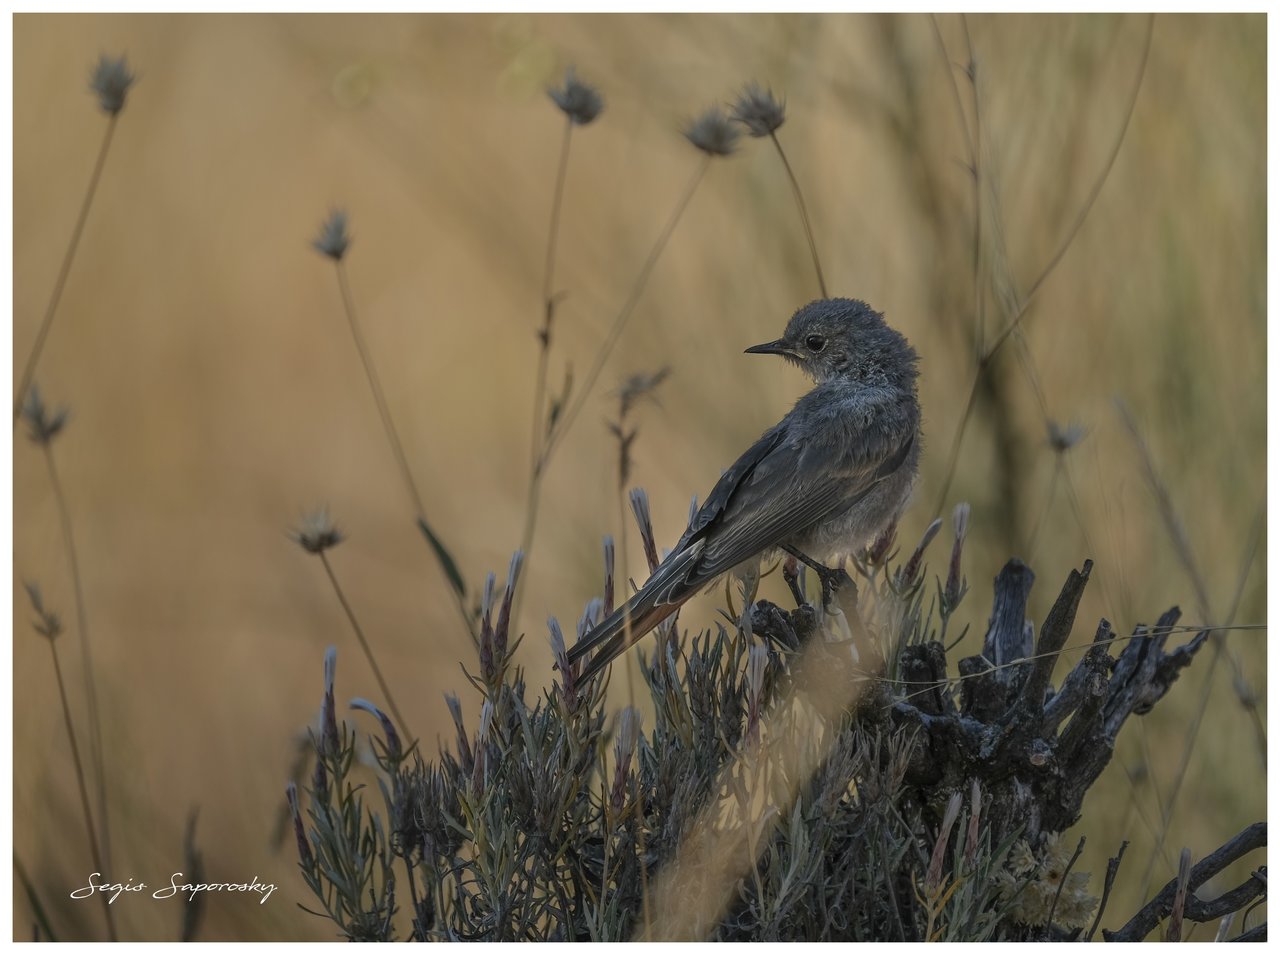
[683,420,916,586]
[675,426,788,551]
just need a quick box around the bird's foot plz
[782,546,856,612]
[818,564,856,612]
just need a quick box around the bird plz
[567,298,922,684]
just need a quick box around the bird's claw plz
[818,565,855,612]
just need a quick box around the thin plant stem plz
[767,131,826,297]
[42,444,110,873]
[14,114,119,425]
[543,119,574,313]
[1025,455,1062,561]
[531,117,574,478]
[403,860,423,940]
[334,261,425,518]
[514,158,708,628]
[318,550,410,738]
[615,488,637,715]
[47,636,117,941]
[512,117,574,628]
[961,15,985,357]
[1046,837,1086,930]
[983,15,1153,362]
[932,13,1153,514]
[1127,468,1264,897]
[930,13,983,354]
[930,14,975,180]
[15,853,58,942]
[512,468,546,637]
[538,157,709,470]
[331,261,474,640]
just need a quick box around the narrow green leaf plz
[417,517,467,600]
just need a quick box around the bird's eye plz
[805,334,827,353]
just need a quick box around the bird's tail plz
[566,592,683,685]
[566,539,704,683]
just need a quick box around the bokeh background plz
[13,12,1265,941]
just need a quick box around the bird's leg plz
[782,546,856,609]
[781,555,806,607]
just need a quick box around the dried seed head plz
[683,106,740,157]
[1006,834,1098,929]
[732,82,786,137]
[350,697,402,761]
[20,385,69,446]
[616,366,670,420]
[312,209,350,261]
[90,54,135,114]
[1007,839,1037,876]
[1047,420,1086,453]
[292,507,344,554]
[548,66,604,125]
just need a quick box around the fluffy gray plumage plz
[568,298,922,683]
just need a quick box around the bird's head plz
[745,298,917,386]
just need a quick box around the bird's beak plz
[744,338,793,357]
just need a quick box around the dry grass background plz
[12,12,1264,941]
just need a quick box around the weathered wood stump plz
[749,556,1266,941]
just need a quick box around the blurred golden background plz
[13,12,1265,941]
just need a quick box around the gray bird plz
[567,298,921,683]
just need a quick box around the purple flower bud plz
[602,536,616,616]
[322,647,339,756]
[444,694,473,772]
[350,697,402,762]
[610,708,641,813]
[495,551,524,660]
[898,517,942,589]
[926,790,964,894]
[286,783,314,869]
[945,503,971,610]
